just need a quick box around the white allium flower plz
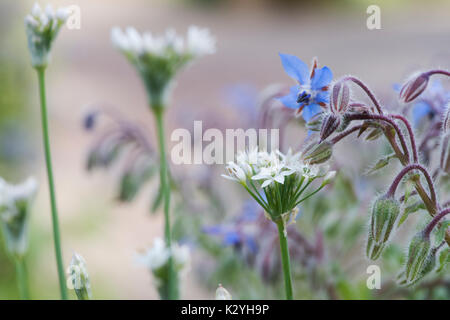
[172,242,191,272]
[68,252,92,300]
[222,162,247,184]
[215,284,232,300]
[25,3,71,67]
[0,177,37,257]
[137,238,190,273]
[111,25,215,59]
[137,237,171,271]
[323,170,336,184]
[187,26,216,56]
[111,25,215,107]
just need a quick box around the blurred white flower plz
[137,238,190,273]
[215,284,232,300]
[25,3,71,67]
[187,26,216,56]
[111,25,215,107]
[0,177,38,257]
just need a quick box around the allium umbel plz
[222,147,335,230]
[215,284,232,300]
[25,3,71,68]
[111,26,215,107]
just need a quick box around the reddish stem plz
[386,164,437,207]
[424,209,450,238]
[342,76,384,115]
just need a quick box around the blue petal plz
[223,231,241,245]
[245,237,258,254]
[302,103,322,122]
[315,91,330,104]
[203,225,224,235]
[392,83,401,92]
[279,53,310,84]
[311,66,333,89]
[278,90,299,110]
[412,101,431,127]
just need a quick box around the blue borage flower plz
[277,53,333,122]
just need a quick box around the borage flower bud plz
[366,195,400,260]
[67,252,92,300]
[319,113,340,142]
[302,141,333,165]
[399,72,430,103]
[329,81,350,115]
[404,232,431,284]
[215,284,232,300]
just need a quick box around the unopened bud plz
[215,284,232,300]
[366,195,400,260]
[399,72,429,103]
[405,232,431,284]
[67,252,92,300]
[330,81,350,114]
[319,113,340,142]
[302,141,333,164]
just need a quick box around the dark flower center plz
[297,91,311,105]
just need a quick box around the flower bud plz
[330,81,350,114]
[302,141,333,165]
[399,72,429,103]
[319,113,340,142]
[0,177,37,258]
[405,232,431,284]
[366,195,400,260]
[67,252,92,300]
[215,284,232,300]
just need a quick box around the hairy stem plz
[341,76,383,114]
[386,164,437,207]
[36,67,68,300]
[391,114,418,163]
[424,209,450,238]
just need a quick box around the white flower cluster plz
[222,147,334,188]
[137,238,190,273]
[111,26,216,59]
[25,3,71,67]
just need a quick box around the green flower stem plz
[153,106,178,300]
[36,67,68,300]
[276,219,293,300]
[14,258,30,300]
